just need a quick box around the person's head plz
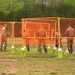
[3,24,7,27]
[68,23,72,28]
[68,25,72,28]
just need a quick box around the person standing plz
[36,25,47,53]
[55,30,62,49]
[65,25,75,54]
[0,24,7,51]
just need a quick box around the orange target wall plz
[22,18,57,46]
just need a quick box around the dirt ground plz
[0,59,18,74]
[0,56,75,75]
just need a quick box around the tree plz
[0,0,23,21]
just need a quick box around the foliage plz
[56,4,75,18]
[0,0,75,21]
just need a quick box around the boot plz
[26,44,30,52]
[4,43,7,51]
[43,44,47,53]
[38,44,42,53]
[1,43,3,51]
[27,47,30,52]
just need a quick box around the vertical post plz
[51,29,53,43]
[47,23,50,44]
[54,21,57,47]
[24,19,26,46]
[57,17,61,48]
[12,22,15,46]
[22,19,25,47]
[48,23,50,37]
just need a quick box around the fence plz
[0,17,75,48]
[22,18,57,46]
[0,22,22,47]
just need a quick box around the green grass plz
[0,46,75,75]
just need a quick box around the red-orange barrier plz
[22,18,56,44]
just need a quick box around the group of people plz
[55,25,75,54]
[26,25,47,53]
[0,24,74,54]
[0,24,7,51]
[26,25,75,54]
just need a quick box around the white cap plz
[12,46,14,48]
[58,48,62,51]
[65,48,69,54]
[54,47,57,50]
[21,48,24,50]
[3,44,4,46]
[48,46,50,49]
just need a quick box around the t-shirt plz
[0,26,6,36]
[65,27,75,37]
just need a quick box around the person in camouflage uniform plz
[0,24,7,51]
[65,25,75,54]
[36,25,47,53]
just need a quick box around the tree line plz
[0,0,75,22]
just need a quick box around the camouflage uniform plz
[36,26,47,53]
[65,26,75,54]
[0,26,7,51]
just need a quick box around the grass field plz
[0,38,75,75]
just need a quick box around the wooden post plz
[57,17,61,48]
[54,21,57,47]
[11,22,15,46]
[22,19,25,47]
[24,19,26,46]
[47,23,50,44]
[48,23,50,37]
[51,29,53,43]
